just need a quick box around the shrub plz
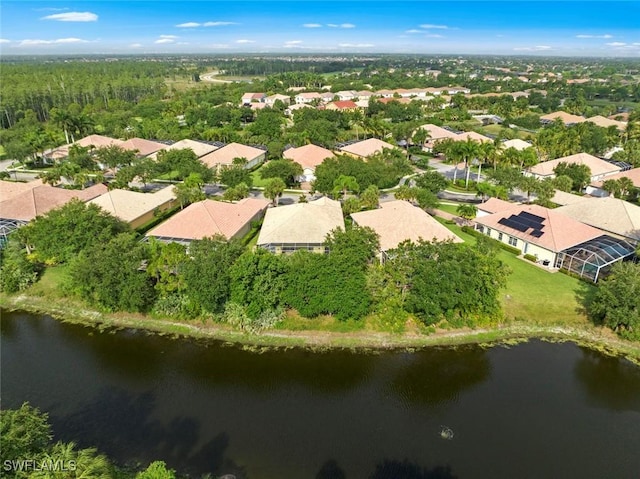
[524,254,538,262]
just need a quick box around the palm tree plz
[478,142,497,182]
[459,138,481,189]
[618,177,634,198]
[411,126,430,150]
[333,175,360,199]
[456,203,478,222]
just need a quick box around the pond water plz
[2,310,640,478]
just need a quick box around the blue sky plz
[1,1,639,56]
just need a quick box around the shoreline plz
[2,294,640,363]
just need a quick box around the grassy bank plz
[2,266,639,361]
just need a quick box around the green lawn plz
[436,203,463,216]
[479,124,535,140]
[436,219,595,325]
[250,166,270,187]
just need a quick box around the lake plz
[2,310,640,478]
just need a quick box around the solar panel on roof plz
[530,230,544,238]
[518,211,545,224]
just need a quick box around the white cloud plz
[284,40,303,45]
[420,24,449,30]
[18,38,89,46]
[236,39,255,44]
[634,43,640,46]
[425,34,444,38]
[176,22,201,28]
[606,42,627,46]
[0,39,10,44]
[338,43,374,48]
[303,23,322,28]
[405,29,422,34]
[513,45,552,51]
[34,7,69,12]
[209,43,230,49]
[155,38,175,44]
[159,35,179,39]
[130,43,142,48]
[204,21,238,26]
[327,23,355,28]
[41,11,97,22]
[576,34,613,39]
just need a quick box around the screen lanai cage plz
[555,235,637,282]
[0,219,26,248]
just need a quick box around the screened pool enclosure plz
[555,235,637,282]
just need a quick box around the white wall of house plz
[476,225,557,264]
[245,152,266,169]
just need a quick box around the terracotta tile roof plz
[555,197,640,241]
[456,131,492,143]
[119,138,167,157]
[257,197,344,246]
[585,115,627,130]
[478,197,519,214]
[0,183,108,222]
[351,200,462,251]
[88,186,176,224]
[417,124,459,141]
[0,179,44,202]
[476,203,603,252]
[152,139,219,159]
[74,135,124,149]
[591,168,640,188]
[539,111,586,124]
[339,138,397,158]
[328,100,358,109]
[529,153,621,178]
[283,144,335,171]
[147,197,270,241]
[199,143,265,169]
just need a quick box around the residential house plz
[150,139,219,160]
[0,181,107,234]
[335,90,358,101]
[295,92,322,104]
[257,197,344,254]
[539,111,586,125]
[88,186,176,229]
[474,203,635,281]
[199,142,266,171]
[355,90,374,101]
[476,197,518,218]
[283,144,335,183]
[555,197,640,243]
[588,168,640,197]
[550,189,590,206]
[119,138,167,158]
[375,89,395,98]
[146,197,270,245]
[264,94,291,106]
[338,138,398,159]
[501,139,534,151]
[351,200,462,261]
[527,153,622,182]
[44,134,124,161]
[241,92,266,105]
[585,115,627,131]
[325,100,358,111]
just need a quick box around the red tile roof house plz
[241,92,266,106]
[526,153,622,183]
[474,203,607,268]
[199,143,267,172]
[118,138,167,158]
[43,134,124,162]
[0,181,108,225]
[351,200,463,261]
[283,144,335,183]
[146,197,270,245]
[588,167,640,197]
[539,111,586,126]
[338,138,398,159]
[149,139,219,160]
[325,100,358,111]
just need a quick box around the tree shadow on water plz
[316,459,347,479]
[51,387,247,478]
[369,459,458,479]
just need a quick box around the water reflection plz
[369,460,458,479]
[389,347,490,407]
[574,348,640,413]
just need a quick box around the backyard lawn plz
[437,218,594,325]
[250,166,270,187]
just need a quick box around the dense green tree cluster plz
[313,150,412,195]
[1,403,177,479]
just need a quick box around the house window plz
[486,228,491,236]
[477,225,484,234]
[498,232,503,241]
[508,236,518,247]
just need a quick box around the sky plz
[1,1,639,57]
